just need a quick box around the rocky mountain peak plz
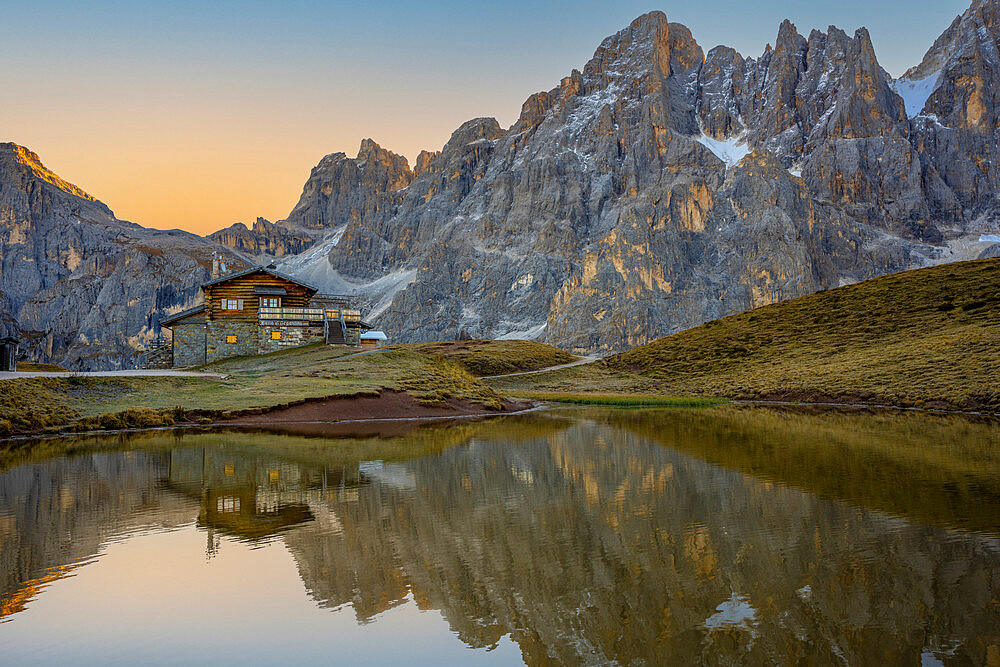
[897,0,1000,131]
[1,142,103,206]
[413,150,440,176]
[773,19,807,57]
[585,10,702,86]
[356,137,410,173]
[442,118,504,151]
[210,217,313,257]
[282,139,414,230]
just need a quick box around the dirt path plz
[481,355,603,379]
[0,369,227,380]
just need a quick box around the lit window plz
[261,297,281,308]
[226,334,237,344]
[222,299,241,310]
[271,331,282,340]
[217,496,240,513]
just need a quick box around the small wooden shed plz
[360,330,388,350]
[0,337,19,372]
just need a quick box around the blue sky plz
[0,0,971,232]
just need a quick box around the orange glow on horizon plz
[3,76,526,236]
[10,118,506,237]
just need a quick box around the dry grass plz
[389,339,577,376]
[494,259,1000,411]
[0,378,82,436]
[15,362,69,372]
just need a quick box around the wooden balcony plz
[259,307,326,322]
[259,307,362,323]
[323,308,362,322]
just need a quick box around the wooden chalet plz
[159,266,371,368]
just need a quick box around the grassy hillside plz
[0,345,509,436]
[391,340,576,376]
[493,258,1000,411]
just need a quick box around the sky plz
[1,0,971,235]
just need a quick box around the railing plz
[323,308,362,322]
[259,307,325,322]
[259,307,362,323]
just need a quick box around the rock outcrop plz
[0,144,245,369]
[274,6,997,352]
[209,217,314,258]
[0,289,17,339]
[285,138,413,231]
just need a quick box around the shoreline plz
[3,393,999,443]
[0,390,536,442]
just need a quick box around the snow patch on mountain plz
[894,70,942,118]
[496,322,547,340]
[276,226,416,322]
[695,133,751,168]
[277,225,347,277]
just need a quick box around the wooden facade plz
[202,270,315,322]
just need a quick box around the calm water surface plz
[1,407,999,665]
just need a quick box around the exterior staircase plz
[325,319,347,345]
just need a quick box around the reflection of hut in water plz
[199,486,313,541]
[163,448,317,542]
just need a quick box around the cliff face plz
[209,217,313,258]
[284,138,414,232]
[0,144,245,369]
[270,6,998,352]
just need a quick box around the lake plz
[1,406,999,665]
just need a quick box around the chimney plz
[211,252,220,279]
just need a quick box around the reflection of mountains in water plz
[1,411,999,663]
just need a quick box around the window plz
[271,331,282,340]
[222,298,242,310]
[260,297,281,308]
[226,334,237,344]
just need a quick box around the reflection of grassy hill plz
[392,340,576,376]
[493,259,1000,410]
[0,412,574,473]
[593,406,1000,534]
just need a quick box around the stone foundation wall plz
[206,321,259,362]
[172,323,206,367]
[145,344,173,369]
[259,323,325,354]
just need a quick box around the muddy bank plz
[218,390,532,425]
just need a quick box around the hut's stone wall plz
[206,321,258,362]
[172,323,206,367]
[259,323,325,354]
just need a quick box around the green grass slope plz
[391,340,577,376]
[495,258,1000,411]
